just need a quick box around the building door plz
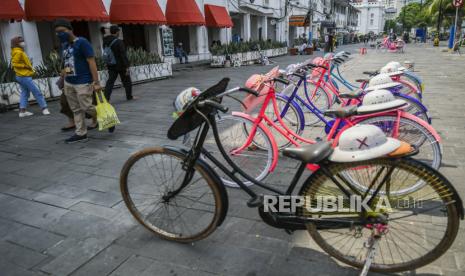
[172,26,190,54]
[122,24,147,50]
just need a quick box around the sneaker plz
[108,126,116,133]
[19,111,33,118]
[42,108,51,115]
[65,134,88,144]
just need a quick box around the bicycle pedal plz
[247,195,264,208]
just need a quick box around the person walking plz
[103,25,133,101]
[175,43,188,64]
[10,36,50,118]
[54,19,106,144]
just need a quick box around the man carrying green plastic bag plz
[95,90,119,132]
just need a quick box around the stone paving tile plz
[108,255,155,276]
[0,259,43,276]
[70,202,119,220]
[73,189,123,207]
[70,244,135,276]
[0,240,49,269]
[4,224,65,253]
[39,237,114,275]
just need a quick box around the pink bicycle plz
[206,67,442,192]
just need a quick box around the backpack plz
[103,39,118,65]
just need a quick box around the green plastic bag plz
[95,90,120,131]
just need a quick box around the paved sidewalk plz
[0,43,464,275]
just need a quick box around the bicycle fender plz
[400,111,441,142]
[231,111,279,172]
[163,146,229,227]
[276,93,306,131]
[393,93,431,124]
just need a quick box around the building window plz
[371,13,374,18]
[370,19,374,26]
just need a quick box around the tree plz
[397,3,431,31]
[384,19,399,33]
[428,0,464,36]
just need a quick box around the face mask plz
[19,42,26,48]
[56,31,70,43]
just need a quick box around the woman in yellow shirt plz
[11,36,50,117]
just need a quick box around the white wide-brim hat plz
[380,66,404,77]
[365,82,402,91]
[330,125,401,162]
[358,89,407,114]
[357,99,406,113]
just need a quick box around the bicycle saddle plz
[282,142,333,164]
[323,105,358,118]
[339,89,363,99]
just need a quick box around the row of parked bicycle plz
[119,51,463,275]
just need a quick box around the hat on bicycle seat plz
[357,89,407,114]
[386,61,406,71]
[380,64,403,76]
[365,73,401,91]
[329,124,401,162]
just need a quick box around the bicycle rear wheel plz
[299,158,460,273]
[120,147,224,242]
[356,115,441,170]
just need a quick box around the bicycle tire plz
[299,158,460,273]
[206,115,275,187]
[356,115,441,171]
[393,94,430,123]
[120,147,224,242]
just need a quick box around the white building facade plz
[0,0,288,65]
[351,0,385,34]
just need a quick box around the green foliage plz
[33,51,62,79]
[126,47,161,66]
[384,20,399,33]
[210,40,287,56]
[0,59,16,83]
[397,3,431,30]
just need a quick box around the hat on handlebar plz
[329,124,401,162]
[357,89,407,114]
[365,73,401,91]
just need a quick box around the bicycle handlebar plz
[198,99,229,113]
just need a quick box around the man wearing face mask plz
[54,19,104,144]
[10,36,50,117]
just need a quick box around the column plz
[88,23,103,56]
[261,16,268,41]
[198,26,210,60]
[242,13,251,41]
[146,25,162,56]
[0,22,22,61]
[20,21,43,65]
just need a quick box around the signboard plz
[453,0,463,7]
[161,27,174,56]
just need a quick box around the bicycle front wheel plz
[300,158,460,273]
[204,115,275,187]
[120,147,224,242]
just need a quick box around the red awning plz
[165,0,205,26]
[204,4,233,28]
[110,0,166,24]
[25,0,109,21]
[0,0,24,21]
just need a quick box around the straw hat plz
[357,89,407,114]
[329,124,401,162]
[365,73,401,91]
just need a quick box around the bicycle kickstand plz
[359,234,380,276]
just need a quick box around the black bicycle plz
[120,78,463,273]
